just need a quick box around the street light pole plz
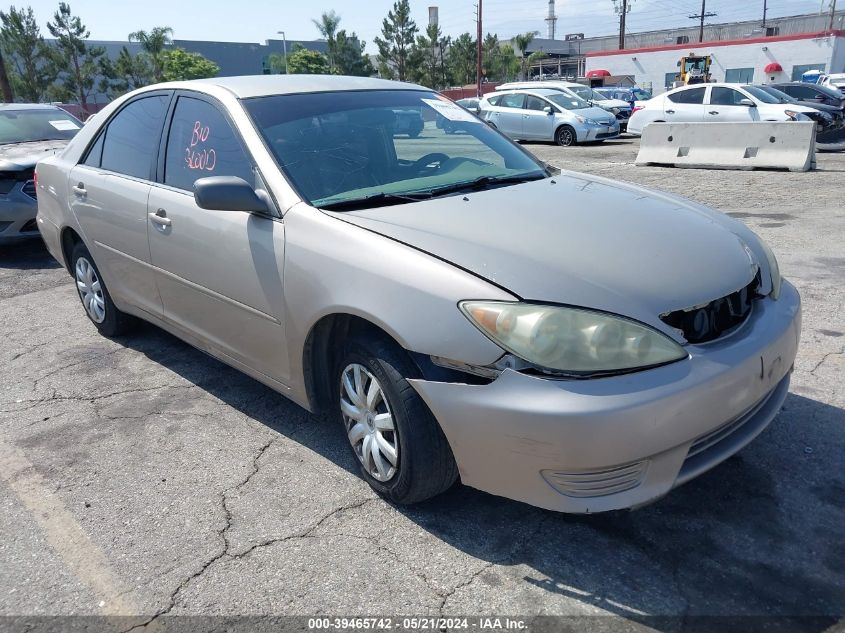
[476,0,483,98]
[276,31,289,74]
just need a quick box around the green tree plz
[334,30,373,76]
[491,44,519,82]
[0,50,13,101]
[481,33,498,81]
[448,32,476,86]
[267,51,288,74]
[374,0,417,81]
[101,45,153,96]
[0,6,55,102]
[160,48,219,81]
[47,3,107,113]
[513,31,539,80]
[128,26,172,82]
[409,22,449,89]
[312,10,341,72]
[287,45,329,75]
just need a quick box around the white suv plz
[627,83,820,136]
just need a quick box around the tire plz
[71,241,134,337]
[555,125,577,147]
[334,333,458,504]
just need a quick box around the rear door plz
[706,87,759,122]
[663,87,706,122]
[146,92,290,383]
[490,93,525,138]
[68,92,171,318]
[521,95,556,140]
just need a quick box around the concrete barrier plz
[635,122,816,172]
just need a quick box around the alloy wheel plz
[339,363,399,481]
[75,257,106,323]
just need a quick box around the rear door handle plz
[148,209,171,228]
[709,110,720,115]
[72,183,86,196]
[665,109,675,114]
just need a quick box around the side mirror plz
[193,176,270,213]
[543,106,553,115]
[739,98,756,107]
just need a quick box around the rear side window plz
[710,87,746,106]
[667,88,706,104]
[100,95,169,179]
[164,96,254,191]
[499,94,525,109]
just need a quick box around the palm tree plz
[128,26,173,82]
[513,31,538,80]
[312,11,341,72]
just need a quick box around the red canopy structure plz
[586,69,611,78]
[764,62,784,73]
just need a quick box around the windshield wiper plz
[424,172,547,199]
[319,190,434,211]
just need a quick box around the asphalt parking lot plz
[1,135,843,631]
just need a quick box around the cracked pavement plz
[1,140,843,630]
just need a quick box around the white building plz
[585,29,845,94]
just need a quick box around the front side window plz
[0,108,81,145]
[100,95,169,179]
[545,93,590,111]
[668,87,705,104]
[710,87,746,106]
[244,90,546,209]
[164,96,254,191]
[524,96,548,111]
[498,94,525,109]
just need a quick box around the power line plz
[689,0,718,41]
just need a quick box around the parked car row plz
[627,82,845,149]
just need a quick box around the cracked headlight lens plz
[460,302,688,376]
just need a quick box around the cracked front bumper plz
[409,281,801,513]
[0,188,40,244]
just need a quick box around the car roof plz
[0,103,65,112]
[182,74,428,99]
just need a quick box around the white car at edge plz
[627,83,822,136]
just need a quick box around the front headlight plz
[755,236,782,299]
[459,302,688,376]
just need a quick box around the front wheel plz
[335,334,458,504]
[555,125,577,147]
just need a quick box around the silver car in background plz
[480,89,620,145]
[36,76,800,513]
[0,104,82,243]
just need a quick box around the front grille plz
[660,274,760,344]
[21,180,36,200]
[615,110,631,120]
[0,169,35,196]
[542,461,648,498]
[19,218,38,233]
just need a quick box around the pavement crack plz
[1,384,197,414]
[809,347,844,375]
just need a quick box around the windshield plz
[757,86,795,103]
[545,92,591,111]
[742,86,780,104]
[566,85,600,101]
[0,109,81,144]
[244,90,546,208]
[632,88,652,100]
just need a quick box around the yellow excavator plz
[676,54,712,86]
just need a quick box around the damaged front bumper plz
[408,281,801,513]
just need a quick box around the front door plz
[67,93,171,318]
[146,93,290,383]
[522,95,556,141]
[706,87,760,122]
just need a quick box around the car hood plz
[330,173,762,340]
[596,98,631,109]
[570,106,618,123]
[0,139,70,171]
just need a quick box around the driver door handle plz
[709,110,720,115]
[665,109,676,114]
[72,183,86,196]
[148,208,171,228]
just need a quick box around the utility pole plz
[476,0,483,97]
[762,0,768,28]
[613,0,632,50]
[689,0,717,43]
[830,0,838,31]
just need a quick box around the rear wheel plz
[71,242,134,337]
[555,125,577,147]
[335,334,458,504]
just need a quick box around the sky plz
[24,0,834,53]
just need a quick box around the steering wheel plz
[411,153,450,174]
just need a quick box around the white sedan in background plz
[627,83,821,136]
